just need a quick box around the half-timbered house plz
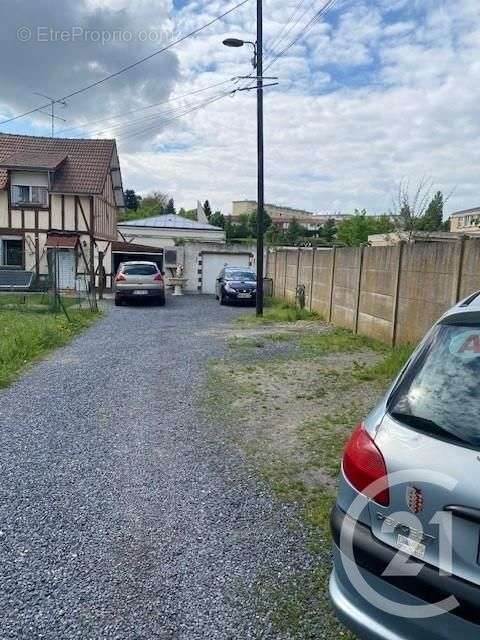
[0,133,124,290]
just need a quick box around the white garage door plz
[202,253,251,294]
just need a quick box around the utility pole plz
[34,92,67,137]
[256,0,265,316]
[223,0,273,315]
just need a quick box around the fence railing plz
[266,237,480,345]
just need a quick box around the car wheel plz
[115,295,122,306]
[157,295,166,307]
[220,291,227,305]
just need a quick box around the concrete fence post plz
[283,250,288,299]
[353,245,365,334]
[391,241,405,347]
[309,248,316,311]
[451,235,467,305]
[328,246,337,323]
[273,249,278,297]
[295,247,301,290]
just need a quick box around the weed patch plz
[0,309,101,388]
[236,298,320,326]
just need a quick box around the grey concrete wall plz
[285,249,300,303]
[268,238,480,345]
[331,247,361,330]
[311,249,335,317]
[358,245,398,344]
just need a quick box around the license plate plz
[133,290,148,295]
[397,534,426,560]
[238,293,252,299]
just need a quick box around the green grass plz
[300,326,388,355]
[353,343,415,381]
[235,298,320,326]
[263,332,297,342]
[228,336,266,349]
[0,309,101,388]
[0,293,78,310]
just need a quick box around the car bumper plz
[330,505,480,640]
[224,291,256,303]
[115,288,164,299]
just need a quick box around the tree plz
[321,218,337,244]
[391,178,435,238]
[141,191,168,211]
[181,208,198,221]
[124,189,140,211]
[165,198,176,216]
[210,211,225,228]
[248,209,272,237]
[337,210,395,247]
[285,218,304,244]
[418,191,444,231]
[203,200,212,221]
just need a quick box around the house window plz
[11,185,48,207]
[1,238,23,268]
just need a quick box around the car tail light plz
[115,273,126,282]
[343,424,390,506]
[154,273,164,282]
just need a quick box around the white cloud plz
[2,0,480,217]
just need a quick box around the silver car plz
[330,291,480,639]
[114,261,165,306]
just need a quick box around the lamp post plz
[223,0,265,316]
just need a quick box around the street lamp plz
[223,0,265,316]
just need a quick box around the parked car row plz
[113,263,258,308]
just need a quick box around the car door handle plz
[444,505,480,525]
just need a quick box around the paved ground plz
[0,296,312,639]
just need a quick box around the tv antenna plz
[34,92,68,137]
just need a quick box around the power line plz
[266,0,338,71]
[116,93,232,142]
[56,78,235,135]
[86,91,231,138]
[111,0,338,143]
[265,0,309,57]
[235,0,337,98]
[0,0,252,126]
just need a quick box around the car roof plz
[225,267,254,272]
[440,290,480,325]
[121,261,158,266]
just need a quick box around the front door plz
[57,250,76,289]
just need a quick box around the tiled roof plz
[0,151,67,171]
[0,133,116,194]
[119,214,223,231]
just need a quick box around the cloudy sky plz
[0,0,479,216]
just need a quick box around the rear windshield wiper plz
[390,412,468,447]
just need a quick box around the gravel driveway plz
[0,296,312,639]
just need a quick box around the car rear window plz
[123,265,157,276]
[389,324,480,447]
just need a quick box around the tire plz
[115,295,122,307]
[157,295,166,307]
[220,291,226,305]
